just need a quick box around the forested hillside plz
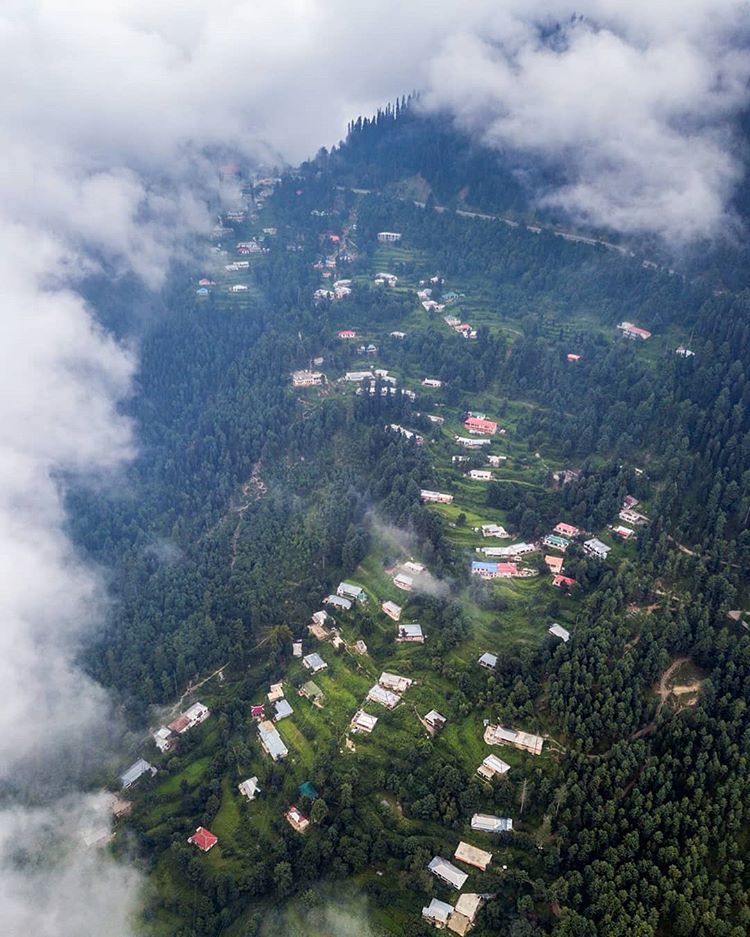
[74,105,750,936]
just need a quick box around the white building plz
[471,813,513,833]
[323,594,352,611]
[374,272,398,287]
[478,524,510,538]
[548,623,570,643]
[168,702,210,735]
[377,231,402,242]
[479,542,536,558]
[396,623,424,643]
[291,370,324,387]
[422,898,454,929]
[584,537,611,560]
[477,754,511,780]
[337,582,367,602]
[120,759,156,790]
[420,489,454,504]
[382,600,402,621]
[468,470,493,481]
[424,710,447,732]
[478,652,498,670]
[427,857,468,891]
[422,378,443,388]
[350,710,378,734]
[387,423,424,444]
[303,652,328,674]
[258,720,288,761]
[367,684,401,709]
[238,777,261,801]
[484,724,544,755]
[393,573,413,591]
[380,672,412,693]
[617,321,652,340]
[274,698,294,721]
[401,561,423,575]
[454,436,491,449]
[153,726,175,753]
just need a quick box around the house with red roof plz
[464,416,497,435]
[554,522,579,538]
[285,804,310,833]
[168,714,190,734]
[337,329,357,339]
[188,827,218,852]
[552,575,577,590]
[567,353,581,362]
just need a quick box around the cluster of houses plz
[391,560,430,592]
[151,701,211,755]
[382,584,426,642]
[367,672,413,710]
[118,702,212,795]
[314,279,352,302]
[470,560,536,580]
[444,315,477,339]
[179,219,667,895]
[387,423,424,445]
[423,806,514,932]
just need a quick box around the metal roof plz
[427,856,469,890]
[422,898,454,924]
[120,759,155,789]
[337,581,365,598]
[303,652,327,672]
[471,813,513,833]
[258,720,288,760]
[480,754,511,775]
[367,684,401,709]
[274,698,294,720]
[379,672,412,692]
[548,623,571,642]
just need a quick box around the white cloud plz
[0,795,141,937]
[423,2,750,242]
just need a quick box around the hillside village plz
[104,156,733,937]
